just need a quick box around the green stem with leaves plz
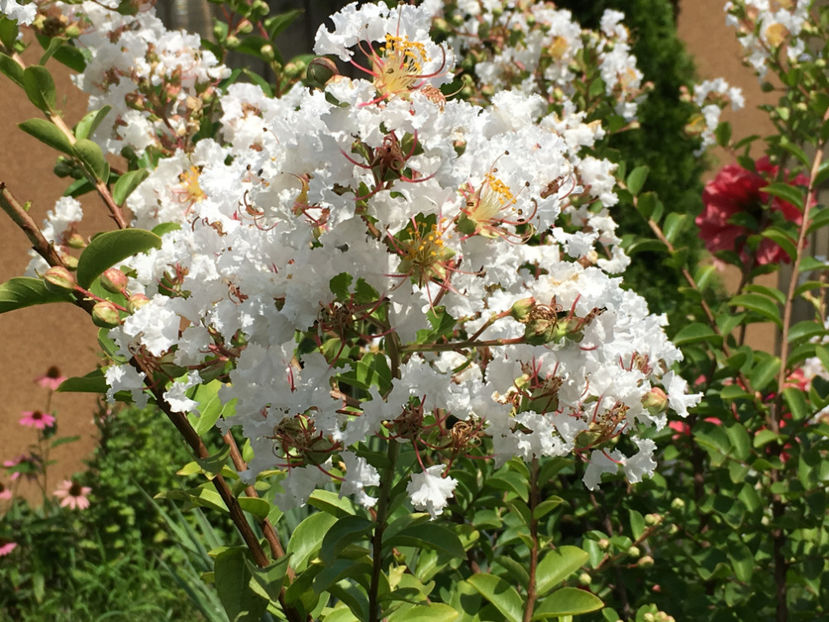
[369,438,399,622]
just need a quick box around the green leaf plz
[778,137,809,167]
[535,546,589,596]
[466,574,523,622]
[387,603,459,622]
[788,320,827,344]
[384,522,465,559]
[313,558,373,596]
[807,206,829,235]
[0,17,19,50]
[725,423,751,461]
[112,168,149,206]
[748,354,780,391]
[73,137,110,181]
[22,65,57,112]
[532,587,603,618]
[626,165,649,196]
[533,496,564,521]
[76,229,162,288]
[286,512,337,572]
[0,277,74,313]
[238,496,270,519]
[57,369,107,393]
[727,543,754,583]
[214,548,267,622]
[246,557,290,603]
[18,118,74,155]
[715,121,732,147]
[0,52,24,87]
[308,489,357,518]
[761,182,804,210]
[783,387,809,421]
[672,322,721,347]
[727,293,782,327]
[264,9,303,38]
[761,226,798,261]
[663,212,688,244]
[320,515,373,565]
[74,106,111,141]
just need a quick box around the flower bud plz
[597,538,610,550]
[237,19,253,34]
[66,233,86,249]
[645,513,662,526]
[101,268,128,294]
[670,497,685,511]
[510,297,534,322]
[260,44,275,61]
[127,293,150,312]
[306,56,338,89]
[43,266,76,291]
[642,386,668,414]
[92,300,121,327]
[626,545,640,558]
[62,254,79,270]
[578,572,591,585]
[637,555,654,568]
[225,35,241,49]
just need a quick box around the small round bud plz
[66,233,86,249]
[225,35,241,49]
[668,524,678,535]
[127,293,150,312]
[645,513,662,526]
[306,56,338,89]
[626,545,641,558]
[637,555,654,568]
[101,268,129,294]
[237,19,253,34]
[643,614,656,622]
[577,572,591,585]
[260,44,275,61]
[670,497,685,511]
[43,266,76,291]
[92,300,121,327]
[597,538,610,550]
[61,254,79,270]
[642,387,668,414]
[510,297,534,322]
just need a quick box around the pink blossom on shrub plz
[0,540,17,557]
[0,481,11,501]
[696,156,807,265]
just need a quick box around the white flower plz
[407,465,458,519]
[340,451,380,508]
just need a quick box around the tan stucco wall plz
[0,2,784,500]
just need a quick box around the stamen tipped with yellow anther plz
[373,34,430,99]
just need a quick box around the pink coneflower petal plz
[35,366,66,391]
[53,479,92,511]
[0,481,11,501]
[0,541,17,556]
[18,410,56,430]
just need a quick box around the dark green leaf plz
[22,65,56,112]
[715,121,732,147]
[535,546,589,596]
[0,276,74,313]
[73,137,110,181]
[387,603,459,622]
[75,105,111,141]
[466,574,523,622]
[112,168,149,206]
[626,165,649,196]
[727,293,782,327]
[782,387,809,421]
[265,9,303,38]
[807,206,829,234]
[663,212,688,244]
[761,182,804,210]
[760,227,798,261]
[76,229,162,288]
[57,369,107,393]
[320,515,372,565]
[0,52,24,87]
[672,322,721,346]
[214,548,268,622]
[384,522,464,559]
[532,587,603,618]
[19,118,73,155]
[748,354,780,391]
[0,17,19,50]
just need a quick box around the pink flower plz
[0,481,11,501]
[0,540,17,557]
[53,479,92,510]
[18,410,56,430]
[696,157,807,265]
[3,455,41,481]
[35,366,66,391]
[669,417,723,439]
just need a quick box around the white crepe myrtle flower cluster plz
[437,1,647,122]
[3,0,702,516]
[684,78,745,155]
[50,0,229,156]
[725,0,812,77]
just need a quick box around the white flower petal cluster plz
[5,0,702,514]
[0,0,34,24]
[688,78,744,155]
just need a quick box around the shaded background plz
[0,0,786,502]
